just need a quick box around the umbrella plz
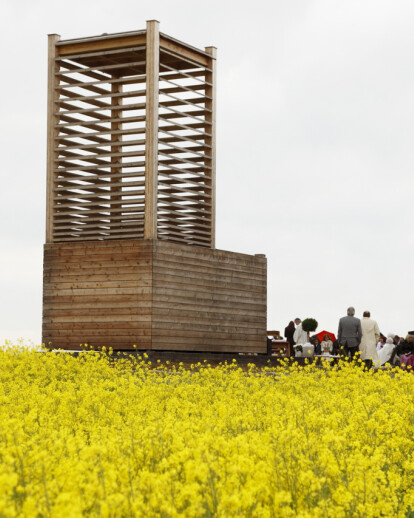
[316,330,336,342]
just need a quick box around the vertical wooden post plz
[46,34,60,243]
[111,81,123,228]
[204,46,216,249]
[144,20,160,240]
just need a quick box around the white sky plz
[0,0,413,344]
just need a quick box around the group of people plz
[284,318,337,357]
[284,308,414,369]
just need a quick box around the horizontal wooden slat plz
[56,149,145,163]
[57,88,145,105]
[158,119,210,137]
[56,33,146,56]
[56,126,145,142]
[158,183,211,197]
[55,159,145,173]
[58,59,145,77]
[57,88,109,109]
[53,222,144,235]
[159,142,209,159]
[155,240,266,263]
[55,169,144,183]
[160,63,211,85]
[158,168,209,182]
[57,102,145,118]
[159,154,208,169]
[57,73,110,95]
[57,113,146,129]
[56,138,144,152]
[53,227,144,240]
[159,130,208,146]
[156,207,211,223]
[54,199,145,213]
[159,175,211,191]
[44,238,150,250]
[54,216,144,229]
[57,74,146,94]
[53,233,145,242]
[56,45,146,62]
[159,84,208,95]
[44,271,150,283]
[159,107,208,124]
[55,178,144,191]
[54,210,145,222]
[154,253,265,278]
[54,188,144,201]
[154,276,265,297]
[159,40,211,68]
[44,250,151,262]
[160,94,208,110]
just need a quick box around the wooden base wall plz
[43,239,267,353]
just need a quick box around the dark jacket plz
[338,315,362,348]
[284,325,295,346]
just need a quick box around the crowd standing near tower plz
[283,307,414,369]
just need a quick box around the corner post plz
[144,20,160,239]
[205,46,216,248]
[46,34,60,243]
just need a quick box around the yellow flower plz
[0,343,413,516]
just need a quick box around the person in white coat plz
[378,337,395,366]
[293,318,313,357]
[293,318,308,345]
[360,311,380,368]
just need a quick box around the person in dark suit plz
[338,307,362,359]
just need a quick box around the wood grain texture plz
[42,239,153,349]
[204,46,216,248]
[47,25,216,246]
[46,34,60,243]
[144,20,159,239]
[151,240,266,353]
[43,239,267,353]
[57,34,147,56]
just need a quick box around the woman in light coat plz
[360,311,380,368]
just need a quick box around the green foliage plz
[302,318,318,333]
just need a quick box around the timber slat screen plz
[47,22,216,247]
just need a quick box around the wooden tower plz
[43,21,267,352]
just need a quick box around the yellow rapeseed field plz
[1,346,414,517]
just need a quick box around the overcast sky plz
[0,0,413,345]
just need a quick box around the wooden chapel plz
[42,21,267,352]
